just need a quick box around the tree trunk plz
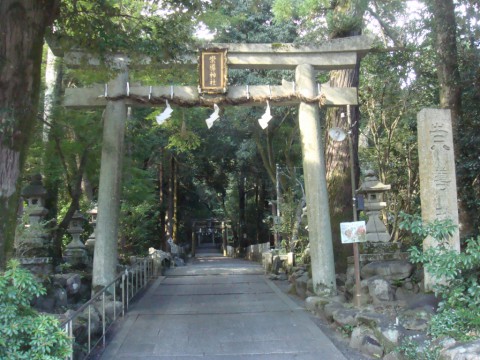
[157,149,166,250]
[0,1,59,268]
[325,65,360,272]
[426,0,472,237]
[173,156,178,242]
[238,174,246,248]
[166,154,174,242]
[324,1,363,271]
[42,46,64,261]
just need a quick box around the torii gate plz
[62,35,373,294]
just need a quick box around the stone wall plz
[245,242,270,262]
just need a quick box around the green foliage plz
[396,337,440,360]
[399,212,456,245]
[52,0,201,60]
[400,214,480,340]
[0,260,71,359]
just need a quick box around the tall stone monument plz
[417,109,460,291]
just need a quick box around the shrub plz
[400,213,480,340]
[0,260,72,359]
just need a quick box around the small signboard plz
[340,221,367,244]
[199,48,228,94]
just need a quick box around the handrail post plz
[88,305,91,353]
[102,292,106,348]
[113,282,116,321]
[122,271,126,317]
[126,270,130,310]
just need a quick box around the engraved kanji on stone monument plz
[417,109,460,291]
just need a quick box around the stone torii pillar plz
[92,68,128,289]
[296,64,335,293]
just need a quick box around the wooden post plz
[92,69,128,289]
[296,64,336,294]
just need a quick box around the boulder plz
[399,309,432,331]
[332,308,359,327]
[350,326,384,358]
[361,260,414,281]
[356,312,388,328]
[375,323,403,352]
[367,277,395,303]
[323,302,344,322]
[53,286,68,308]
[383,351,402,360]
[174,257,185,266]
[440,339,480,360]
[52,273,82,295]
[294,273,309,299]
[305,296,329,313]
[406,293,440,313]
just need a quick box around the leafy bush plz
[400,213,480,340]
[0,260,72,359]
[396,337,440,360]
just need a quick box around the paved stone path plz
[100,246,347,359]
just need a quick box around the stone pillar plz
[93,69,128,289]
[296,64,336,294]
[417,109,460,291]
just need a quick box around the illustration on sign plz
[340,221,367,244]
[199,48,228,94]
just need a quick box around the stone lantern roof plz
[356,170,391,194]
[21,174,47,198]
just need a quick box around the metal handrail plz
[61,256,161,360]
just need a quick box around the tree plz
[0,0,60,269]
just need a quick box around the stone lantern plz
[17,174,53,274]
[19,174,50,255]
[64,210,88,266]
[85,206,98,255]
[356,170,391,243]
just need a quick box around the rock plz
[305,296,329,313]
[66,274,82,295]
[395,286,410,301]
[399,309,432,331]
[367,277,395,303]
[440,339,480,360]
[376,323,403,352]
[34,294,56,312]
[174,257,185,266]
[349,326,384,358]
[330,294,346,304]
[295,273,309,299]
[356,312,389,328]
[323,302,344,322]
[383,351,402,360]
[272,255,283,274]
[104,300,123,320]
[52,273,82,295]
[332,308,359,327]
[336,273,347,287]
[53,286,68,308]
[287,282,296,295]
[406,293,440,313]
[306,278,314,293]
[361,260,414,281]
[277,273,288,281]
